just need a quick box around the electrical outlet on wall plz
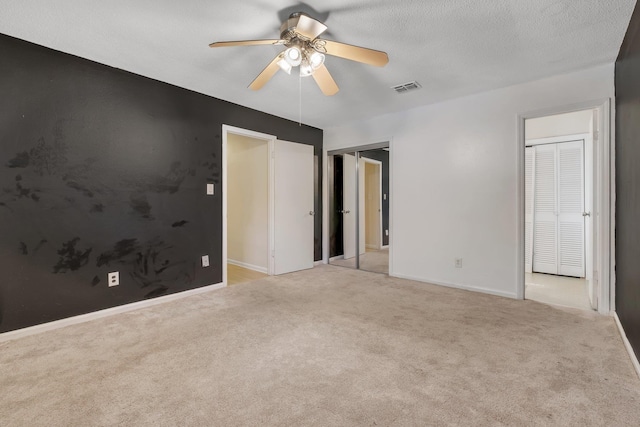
[108,271,119,287]
[385,229,389,236]
[455,258,463,268]
[206,183,214,195]
[202,255,210,267]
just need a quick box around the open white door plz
[273,140,314,275]
[525,147,535,274]
[343,154,356,260]
[533,144,558,275]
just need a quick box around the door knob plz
[309,211,315,216]
[582,212,591,217]
[344,210,350,214]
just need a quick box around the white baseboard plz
[0,282,225,343]
[381,245,389,249]
[329,255,345,262]
[314,260,325,266]
[227,259,268,274]
[366,244,378,250]
[390,272,517,300]
[613,312,640,379]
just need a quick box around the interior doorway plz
[226,131,271,286]
[222,125,315,286]
[523,110,596,310]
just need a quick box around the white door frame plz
[516,99,613,315]
[362,157,383,250]
[222,125,276,286]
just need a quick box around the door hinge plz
[593,131,599,142]
[271,250,275,257]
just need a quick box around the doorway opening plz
[225,130,272,286]
[222,125,316,286]
[523,109,597,311]
[328,143,390,275]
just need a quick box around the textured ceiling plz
[0,0,636,129]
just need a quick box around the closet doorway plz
[523,110,596,310]
[328,144,390,275]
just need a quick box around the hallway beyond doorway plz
[525,273,591,311]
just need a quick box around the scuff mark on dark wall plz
[17,239,47,256]
[6,152,30,168]
[97,239,139,266]
[142,161,193,194]
[202,152,220,184]
[129,194,152,219]
[91,276,100,287]
[64,180,94,198]
[53,238,92,273]
[90,203,105,213]
[97,238,187,290]
[171,220,188,228]
[34,239,47,253]
[27,137,68,176]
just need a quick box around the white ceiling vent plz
[392,81,422,94]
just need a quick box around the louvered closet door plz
[557,141,585,277]
[525,147,535,273]
[533,144,558,274]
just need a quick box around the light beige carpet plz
[1,265,639,426]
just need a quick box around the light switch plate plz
[206,183,214,195]
[202,255,210,267]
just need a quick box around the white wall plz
[324,64,614,298]
[526,110,594,140]
[227,134,268,272]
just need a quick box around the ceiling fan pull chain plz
[299,70,302,126]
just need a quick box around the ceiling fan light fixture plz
[308,50,325,70]
[299,60,314,77]
[277,57,292,74]
[284,46,302,66]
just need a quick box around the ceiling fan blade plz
[321,40,389,67]
[209,39,282,48]
[312,64,339,96]
[295,14,328,40]
[248,54,282,91]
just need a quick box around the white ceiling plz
[0,0,636,129]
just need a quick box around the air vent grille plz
[392,81,422,94]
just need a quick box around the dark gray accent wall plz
[615,1,640,361]
[0,34,323,333]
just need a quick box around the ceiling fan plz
[209,12,389,96]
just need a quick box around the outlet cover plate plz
[108,271,119,287]
[202,255,210,267]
